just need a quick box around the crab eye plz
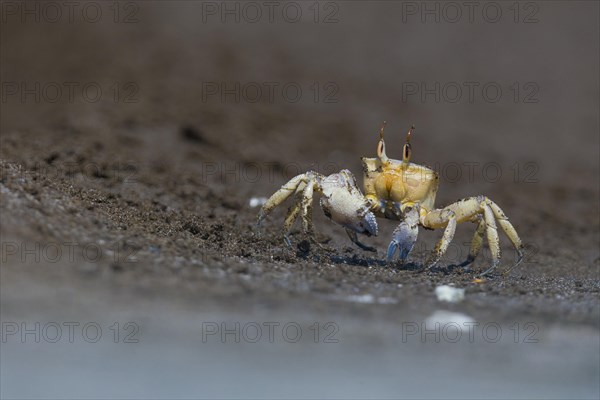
[403,143,412,163]
[377,141,385,158]
[402,125,414,164]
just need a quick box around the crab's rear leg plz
[422,196,524,276]
[299,179,315,235]
[282,200,302,246]
[257,172,314,228]
[488,202,524,275]
[258,171,327,248]
[456,198,524,276]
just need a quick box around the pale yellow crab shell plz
[361,157,439,212]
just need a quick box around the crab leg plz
[281,183,318,247]
[423,209,457,268]
[259,171,329,247]
[455,216,486,268]
[346,229,377,252]
[283,201,302,246]
[299,179,315,235]
[481,203,501,275]
[489,202,525,274]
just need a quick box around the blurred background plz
[1,1,599,399]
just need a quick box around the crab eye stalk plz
[377,121,388,162]
[402,125,415,165]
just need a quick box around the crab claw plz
[322,197,378,237]
[361,211,378,237]
[320,170,379,238]
[386,207,419,263]
[343,207,378,237]
[343,209,378,252]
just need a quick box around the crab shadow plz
[327,252,485,276]
[291,237,494,277]
[326,253,423,272]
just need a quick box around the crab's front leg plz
[422,208,458,268]
[345,229,377,252]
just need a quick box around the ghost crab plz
[257,122,524,276]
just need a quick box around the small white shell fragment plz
[435,285,465,303]
[249,197,268,208]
